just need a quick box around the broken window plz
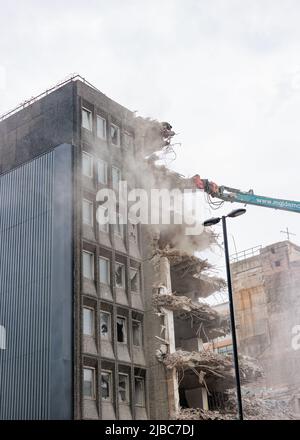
[82,199,93,226]
[82,108,93,131]
[132,320,142,347]
[110,123,120,146]
[115,263,125,288]
[83,251,94,280]
[83,367,95,399]
[100,312,111,340]
[97,159,108,184]
[99,257,110,285]
[118,373,129,403]
[83,307,94,336]
[134,377,145,406]
[130,268,140,292]
[82,152,93,177]
[101,371,112,401]
[97,115,107,140]
[112,166,121,191]
[117,317,127,343]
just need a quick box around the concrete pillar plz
[159,257,179,417]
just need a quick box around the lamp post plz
[203,208,246,420]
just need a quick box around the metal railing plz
[230,245,262,263]
[0,73,100,122]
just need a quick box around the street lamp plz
[203,208,246,420]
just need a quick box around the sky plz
[1,0,300,265]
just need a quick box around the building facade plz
[0,77,241,420]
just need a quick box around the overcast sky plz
[1,0,300,264]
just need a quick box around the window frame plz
[82,199,93,227]
[110,123,120,147]
[101,370,113,402]
[83,251,94,280]
[83,306,95,337]
[132,319,142,347]
[130,267,140,293]
[98,205,109,233]
[100,311,111,341]
[115,212,124,238]
[97,158,108,185]
[97,115,107,140]
[82,151,93,178]
[83,367,96,400]
[134,376,145,407]
[115,262,125,288]
[116,315,127,344]
[112,166,121,191]
[118,373,129,404]
[82,107,93,131]
[99,256,111,285]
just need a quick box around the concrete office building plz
[0,76,240,420]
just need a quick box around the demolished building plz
[0,75,265,420]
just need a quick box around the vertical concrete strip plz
[159,257,179,417]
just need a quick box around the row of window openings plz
[82,152,121,189]
[84,308,142,347]
[82,108,121,147]
[83,368,145,406]
[83,252,140,291]
[83,200,130,239]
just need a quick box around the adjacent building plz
[231,240,300,415]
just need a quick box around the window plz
[275,260,281,267]
[128,222,138,243]
[83,251,94,280]
[83,307,94,336]
[115,212,124,238]
[112,166,121,191]
[115,263,125,288]
[82,108,93,131]
[82,199,93,226]
[132,320,142,347]
[82,152,93,177]
[100,312,111,340]
[118,373,129,403]
[101,371,112,401]
[134,377,145,406]
[99,257,110,285]
[117,317,127,343]
[97,159,108,184]
[124,132,134,152]
[97,115,107,139]
[130,268,140,292]
[97,205,109,233]
[83,368,95,399]
[110,123,120,146]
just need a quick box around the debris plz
[157,349,263,385]
[153,293,230,339]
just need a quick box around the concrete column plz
[159,257,179,417]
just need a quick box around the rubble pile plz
[157,350,263,384]
[172,408,232,420]
[224,390,296,420]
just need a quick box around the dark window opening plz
[117,317,126,343]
